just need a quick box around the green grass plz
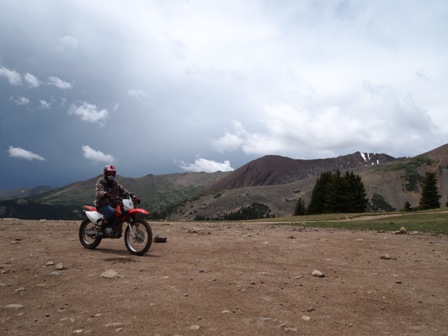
[254,210,448,235]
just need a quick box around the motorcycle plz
[79,195,153,256]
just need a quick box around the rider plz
[95,164,133,235]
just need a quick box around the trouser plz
[98,205,116,221]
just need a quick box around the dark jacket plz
[95,177,131,207]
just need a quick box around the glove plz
[131,194,140,204]
[106,193,119,201]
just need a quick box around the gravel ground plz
[1,218,447,335]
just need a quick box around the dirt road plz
[1,219,447,335]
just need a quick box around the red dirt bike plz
[79,195,152,256]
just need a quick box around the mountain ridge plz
[1,144,447,220]
[207,151,397,191]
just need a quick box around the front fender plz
[128,208,150,216]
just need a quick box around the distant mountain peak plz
[208,151,397,191]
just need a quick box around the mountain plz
[0,172,228,220]
[207,152,397,191]
[0,185,55,201]
[1,144,447,220]
[168,144,448,220]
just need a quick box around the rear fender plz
[84,210,103,224]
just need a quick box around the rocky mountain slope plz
[168,144,448,220]
[0,172,228,219]
[207,152,397,191]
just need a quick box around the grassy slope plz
[253,210,448,235]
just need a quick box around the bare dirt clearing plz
[1,219,447,335]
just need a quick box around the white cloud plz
[82,145,115,163]
[24,72,40,88]
[0,66,22,85]
[212,82,442,159]
[127,89,148,100]
[47,76,72,89]
[8,146,45,161]
[177,157,234,173]
[68,102,109,124]
[12,96,30,106]
[59,35,78,49]
[39,100,51,109]
[212,121,246,153]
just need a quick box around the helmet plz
[103,164,117,181]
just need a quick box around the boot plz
[99,218,109,230]
[97,219,111,237]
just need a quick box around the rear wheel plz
[124,220,152,256]
[79,218,102,249]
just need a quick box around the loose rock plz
[312,270,325,277]
[5,304,24,309]
[101,269,119,279]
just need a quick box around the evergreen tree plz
[307,172,333,214]
[418,172,441,210]
[307,170,368,214]
[347,172,369,212]
[403,201,411,212]
[324,170,348,213]
[294,197,306,216]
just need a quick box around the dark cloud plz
[0,0,447,189]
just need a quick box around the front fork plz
[125,217,136,238]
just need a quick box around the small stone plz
[190,325,200,330]
[380,254,391,260]
[301,315,311,321]
[5,304,24,309]
[15,287,25,293]
[105,322,125,327]
[280,323,298,331]
[312,270,325,277]
[46,261,55,266]
[101,269,118,279]
[394,227,407,234]
[154,235,167,243]
[56,263,64,270]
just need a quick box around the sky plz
[1,0,447,190]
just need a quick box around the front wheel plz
[79,218,102,249]
[124,220,152,256]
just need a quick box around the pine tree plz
[294,197,306,216]
[307,172,333,214]
[418,172,441,210]
[347,172,368,212]
[307,170,368,214]
[324,170,348,213]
